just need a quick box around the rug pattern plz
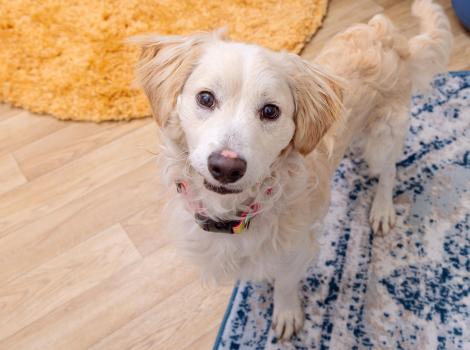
[214,72,470,350]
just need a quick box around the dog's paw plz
[369,196,396,235]
[272,302,304,341]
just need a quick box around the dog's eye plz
[196,91,216,109]
[260,104,280,121]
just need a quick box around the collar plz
[176,180,271,234]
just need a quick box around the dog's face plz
[177,42,297,194]
[134,31,342,195]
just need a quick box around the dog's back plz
[313,0,452,234]
[314,0,452,163]
[315,0,451,96]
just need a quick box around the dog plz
[132,0,451,340]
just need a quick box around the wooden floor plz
[0,1,468,349]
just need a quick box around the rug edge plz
[212,281,240,350]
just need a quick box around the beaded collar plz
[176,181,271,234]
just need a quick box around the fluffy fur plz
[133,0,452,340]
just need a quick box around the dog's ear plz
[130,29,228,127]
[286,54,343,155]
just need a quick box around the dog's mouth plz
[203,179,242,195]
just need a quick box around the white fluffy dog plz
[133,0,451,340]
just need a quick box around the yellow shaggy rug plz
[0,0,328,122]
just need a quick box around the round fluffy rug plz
[0,0,328,122]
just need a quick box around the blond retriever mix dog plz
[133,0,451,340]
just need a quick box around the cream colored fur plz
[133,0,452,340]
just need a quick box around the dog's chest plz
[175,206,283,281]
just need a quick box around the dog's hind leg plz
[363,104,409,235]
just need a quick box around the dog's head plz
[133,30,342,195]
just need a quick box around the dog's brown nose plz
[208,150,246,184]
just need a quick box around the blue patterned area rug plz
[213,72,470,350]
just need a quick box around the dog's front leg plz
[271,241,314,341]
[272,271,304,340]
